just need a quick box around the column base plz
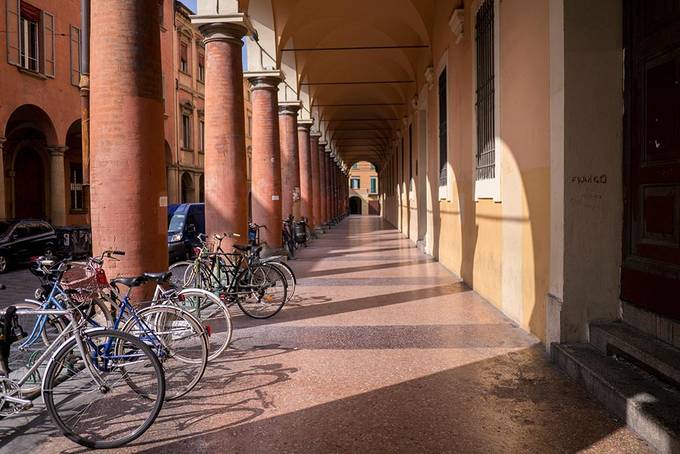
[313,227,325,237]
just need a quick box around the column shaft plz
[0,138,6,220]
[278,104,300,219]
[297,122,313,224]
[48,146,67,226]
[310,134,321,228]
[90,0,167,278]
[320,144,329,224]
[201,23,248,241]
[318,142,328,224]
[248,75,282,248]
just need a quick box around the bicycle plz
[248,223,297,302]
[171,233,288,319]
[0,298,166,449]
[31,252,209,400]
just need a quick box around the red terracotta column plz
[318,140,328,225]
[325,152,333,222]
[297,119,314,224]
[90,0,167,277]
[247,73,283,249]
[197,21,248,241]
[278,102,301,219]
[330,159,337,220]
[310,132,322,229]
[319,141,329,224]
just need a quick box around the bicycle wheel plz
[43,329,165,449]
[121,305,208,400]
[237,264,287,319]
[264,260,296,303]
[172,288,232,361]
[169,260,192,288]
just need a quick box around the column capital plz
[192,14,250,45]
[0,137,6,149]
[278,101,302,116]
[298,119,314,131]
[310,130,322,138]
[245,70,284,91]
[48,145,68,157]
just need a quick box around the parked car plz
[168,203,205,263]
[0,219,58,273]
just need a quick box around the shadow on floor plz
[234,283,469,328]
[127,346,639,454]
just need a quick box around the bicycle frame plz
[4,308,111,399]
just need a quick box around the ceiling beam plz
[301,80,415,86]
[280,44,429,52]
[314,102,406,107]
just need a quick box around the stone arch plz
[181,171,194,203]
[3,104,57,218]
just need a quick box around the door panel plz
[622,0,680,320]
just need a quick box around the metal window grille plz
[438,69,447,187]
[475,0,495,181]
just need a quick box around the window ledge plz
[179,69,192,77]
[17,67,48,80]
[474,177,502,202]
[69,209,88,215]
[180,147,194,152]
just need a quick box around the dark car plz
[0,220,58,273]
[168,203,205,263]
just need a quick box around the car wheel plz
[0,255,8,274]
[44,245,54,258]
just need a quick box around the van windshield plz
[168,214,186,233]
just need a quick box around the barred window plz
[475,0,495,181]
[438,68,447,189]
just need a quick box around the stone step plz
[590,321,680,386]
[552,343,680,454]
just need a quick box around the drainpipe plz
[80,0,90,223]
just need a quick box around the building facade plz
[348,161,379,215]
[0,0,251,228]
[0,0,84,226]
[161,1,254,206]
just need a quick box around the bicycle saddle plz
[143,272,172,283]
[110,275,147,288]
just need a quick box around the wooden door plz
[622,0,680,320]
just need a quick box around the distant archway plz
[198,174,205,203]
[349,196,362,215]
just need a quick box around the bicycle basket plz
[61,264,105,303]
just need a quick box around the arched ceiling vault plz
[243,0,435,170]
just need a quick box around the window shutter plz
[42,11,55,77]
[6,0,20,65]
[70,25,81,85]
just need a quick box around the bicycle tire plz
[120,305,208,400]
[237,264,287,319]
[43,328,165,449]
[173,288,232,361]
[264,261,296,302]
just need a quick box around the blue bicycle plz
[28,252,209,400]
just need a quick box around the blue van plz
[167,203,205,263]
